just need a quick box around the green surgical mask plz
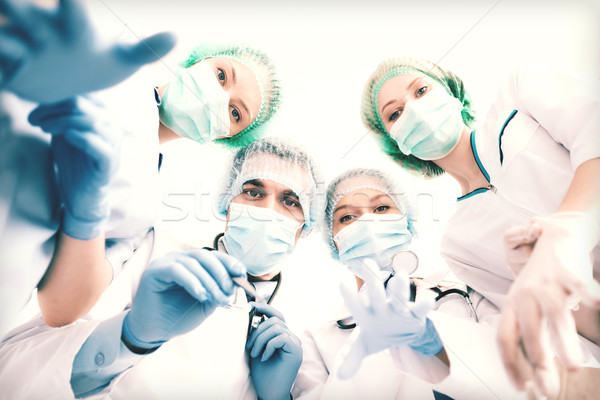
[389,88,463,161]
[159,61,230,143]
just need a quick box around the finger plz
[181,250,236,299]
[249,302,285,321]
[385,272,411,312]
[361,259,387,315]
[337,339,367,380]
[543,298,583,369]
[57,0,88,40]
[409,297,435,320]
[246,315,282,350]
[0,27,30,63]
[503,223,542,250]
[209,250,247,277]
[498,306,528,390]
[148,261,210,303]
[532,328,560,398]
[248,322,285,359]
[340,281,369,324]
[115,31,177,66]
[261,332,300,362]
[62,129,115,170]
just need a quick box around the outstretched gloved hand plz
[337,259,442,379]
[0,0,176,103]
[499,211,600,398]
[28,96,120,240]
[122,250,245,351]
[247,302,302,400]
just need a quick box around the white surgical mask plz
[334,213,412,279]
[389,87,463,160]
[223,203,302,277]
[159,61,230,143]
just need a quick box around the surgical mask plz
[159,61,230,143]
[223,203,302,277]
[334,213,412,279]
[389,87,463,161]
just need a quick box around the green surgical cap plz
[360,56,476,178]
[180,43,281,148]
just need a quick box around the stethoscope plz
[336,251,479,329]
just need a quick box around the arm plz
[499,158,600,397]
[0,0,175,103]
[29,96,121,326]
[71,249,246,396]
[38,232,113,327]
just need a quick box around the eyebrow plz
[380,76,425,115]
[243,179,264,188]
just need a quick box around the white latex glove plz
[337,259,440,379]
[498,212,600,398]
[503,220,543,276]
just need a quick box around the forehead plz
[336,188,392,209]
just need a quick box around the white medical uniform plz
[0,68,161,335]
[0,235,289,399]
[293,284,527,400]
[440,63,600,309]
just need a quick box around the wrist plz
[62,206,108,240]
[409,318,443,356]
[121,313,165,354]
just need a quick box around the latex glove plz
[122,250,245,350]
[0,0,176,103]
[247,302,302,400]
[337,259,441,379]
[503,220,543,275]
[498,212,600,398]
[28,96,120,240]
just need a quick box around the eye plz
[374,205,390,213]
[217,68,225,83]
[282,196,300,208]
[339,214,355,224]
[388,108,403,122]
[243,188,263,199]
[416,85,428,97]
[231,107,240,123]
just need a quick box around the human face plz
[331,188,402,241]
[377,73,442,134]
[228,179,305,243]
[204,57,262,137]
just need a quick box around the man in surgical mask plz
[0,137,324,400]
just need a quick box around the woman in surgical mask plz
[14,42,281,331]
[360,57,600,398]
[158,44,281,146]
[293,167,530,400]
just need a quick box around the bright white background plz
[85,0,599,331]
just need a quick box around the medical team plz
[0,0,598,399]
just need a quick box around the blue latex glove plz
[338,259,442,380]
[28,96,120,240]
[0,0,176,103]
[123,250,245,350]
[246,302,302,400]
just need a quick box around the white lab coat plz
[0,67,161,335]
[440,63,600,309]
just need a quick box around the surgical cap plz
[360,56,476,178]
[324,168,416,257]
[216,137,324,236]
[180,43,281,148]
